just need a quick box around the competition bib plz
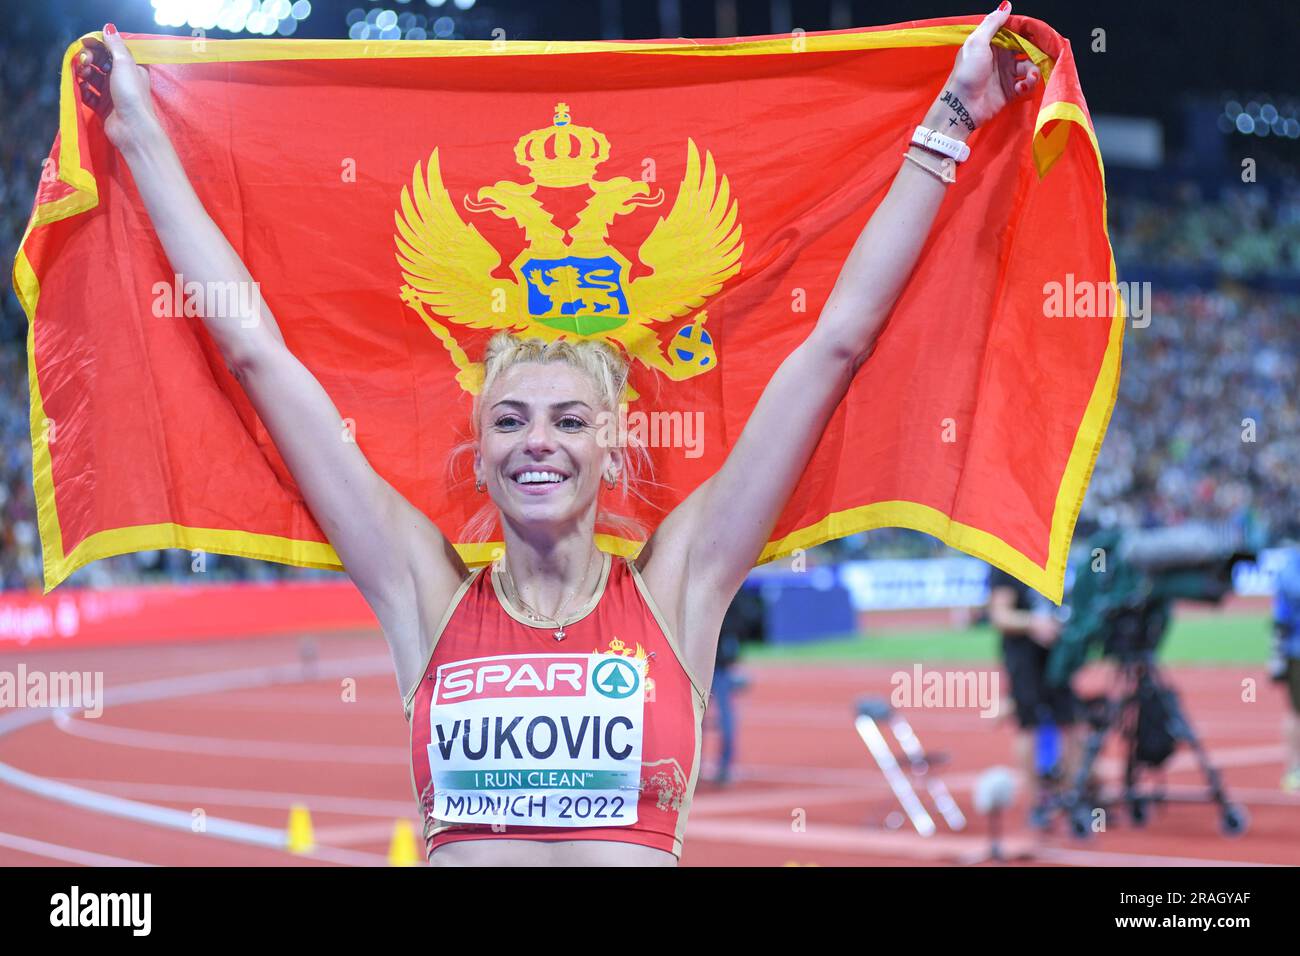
[426,653,646,828]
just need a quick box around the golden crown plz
[514,103,611,188]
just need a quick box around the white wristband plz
[911,126,971,163]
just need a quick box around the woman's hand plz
[75,24,160,150]
[942,2,1041,131]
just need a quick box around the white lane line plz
[731,764,882,787]
[684,818,979,860]
[55,778,415,818]
[684,818,1281,867]
[314,822,415,846]
[0,655,400,866]
[0,760,287,848]
[304,844,394,866]
[693,743,1291,818]
[693,786,872,816]
[733,743,1285,792]
[1164,744,1284,772]
[52,713,406,763]
[733,707,1286,736]
[0,831,154,867]
[1035,847,1281,868]
[1159,783,1300,806]
[160,692,397,715]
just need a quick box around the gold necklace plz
[500,550,601,641]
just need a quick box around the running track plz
[1,631,1295,866]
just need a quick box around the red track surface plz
[1,631,1295,866]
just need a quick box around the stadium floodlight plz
[185,0,224,29]
[154,0,311,34]
[153,0,185,27]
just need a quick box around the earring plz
[603,470,618,489]
[476,478,486,493]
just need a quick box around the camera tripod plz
[1056,645,1248,839]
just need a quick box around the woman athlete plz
[75,4,1040,866]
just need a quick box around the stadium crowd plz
[1109,176,1300,281]
[2,29,1298,588]
[1082,287,1300,542]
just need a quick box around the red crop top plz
[404,551,707,859]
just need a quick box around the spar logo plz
[592,658,640,699]
[435,655,589,705]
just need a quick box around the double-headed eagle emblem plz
[394,103,743,398]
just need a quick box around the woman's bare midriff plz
[428,838,677,867]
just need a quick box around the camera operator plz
[1270,545,1300,792]
[986,566,1080,828]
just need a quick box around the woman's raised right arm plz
[77,27,468,688]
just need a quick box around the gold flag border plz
[11,22,1120,603]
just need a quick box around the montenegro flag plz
[12,14,1120,601]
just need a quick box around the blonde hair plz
[449,332,662,544]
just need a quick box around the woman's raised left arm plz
[638,2,1040,630]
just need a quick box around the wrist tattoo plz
[939,90,976,131]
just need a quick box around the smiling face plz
[474,361,620,531]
